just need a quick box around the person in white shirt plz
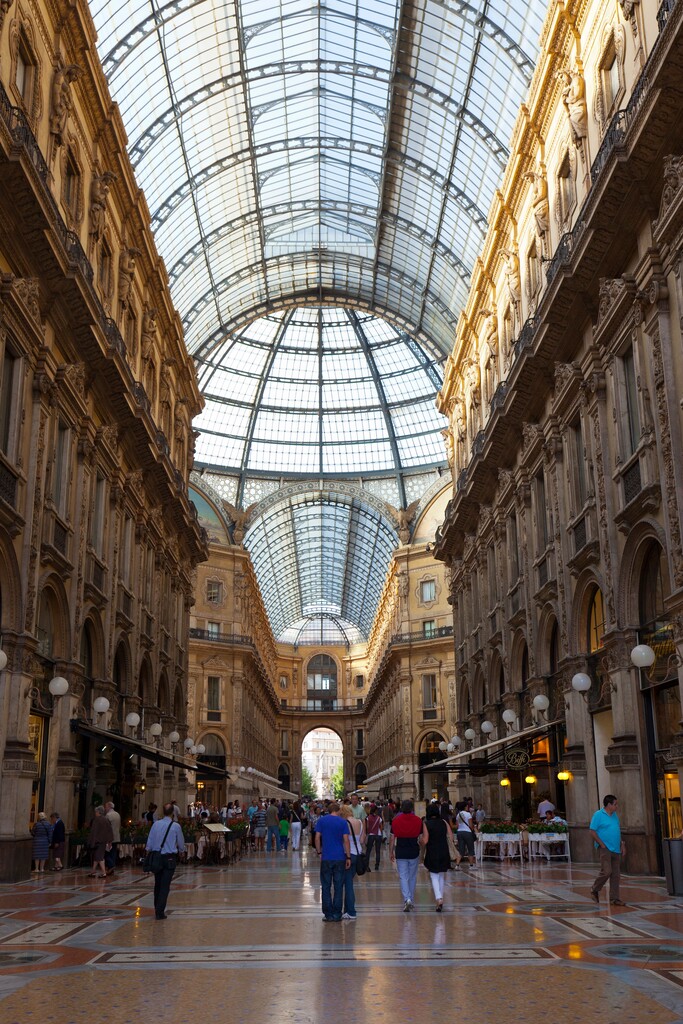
[537,797,555,818]
[455,801,477,868]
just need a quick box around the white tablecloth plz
[476,834,524,862]
[528,833,570,861]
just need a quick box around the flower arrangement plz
[225,816,249,837]
[478,820,521,834]
[121,823,151,843]
[526,820,568,834]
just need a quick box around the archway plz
[301,727,344,800]
[196,733,227,811]
[418,730,449,802]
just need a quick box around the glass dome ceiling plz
[90,0,546,357]
[194,305,447,500]
[244,489,398,641]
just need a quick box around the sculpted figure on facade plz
[480,308,498,358]
[500,248,521,331]
[465,357,481,407]
[441,427,454,470]
[0,0,14,39]
[523,168,550,251]
[89,172,116,244]
[141,308,157,360]
[559,68,588,146]
[658,155,683,222]
[453,395,466,443]
[389,501,419,545]
[118,247,140,309]
[49,63,81,144]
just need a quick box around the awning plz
[70,719,231,780]
[421,718,564,771]
[253,778,299,800]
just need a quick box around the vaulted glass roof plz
[91,0,546,356]
[244,490,398,641]
[194,305,446,503]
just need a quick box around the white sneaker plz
[403,899,413,912]
[342,913,357,920]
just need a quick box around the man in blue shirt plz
[315,801,351,921]
[145,803,185,919]
[589,794,626,906]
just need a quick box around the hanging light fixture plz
[500,778,510,787]
[557,770,570,781]
[525,774,537,785]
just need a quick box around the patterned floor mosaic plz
[0,845,681,1023]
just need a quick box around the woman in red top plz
[389,800,424,911]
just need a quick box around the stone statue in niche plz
[49,63,82,145]
[454,397,466,443]
[141,308,157,361]
[465,358,481,407]
[523,168,550,251]
[559,68,588,146]
[118,247,140,309]
[89,172,116,244]
[441,427,454,469]
[480,309,498,358]
[500,248,521,331]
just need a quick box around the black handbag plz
[143,820,174,873]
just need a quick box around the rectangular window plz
[53,423,70,518]
[535,472,550,549]
[355,674,364,688]
[355,729,364,755]
[207,580,223,604]
[487,545,497,610]
[90,474,106,553]
[420,579,436,603]
[207,620,220,639]
[207,675,221,721]
[623,346,641,456]
[99,241,112,296]
[509,514,520,581]
[280,730,289,755]
[423,619,436,638]
[64,153,79,218]
[526,239,540,299]
[559,152,575,223]
[15,39,34,105]
[422,673,437,709]
[0,348,17,455]
[603,51,620,111]
[572,420,587,507]
[120,515,132,586]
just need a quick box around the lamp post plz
[125,711,140,736]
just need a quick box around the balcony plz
[391,625,453,644]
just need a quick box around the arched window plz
[307,654,337,709]
[278,763,291,793]
[587,588,605,652]
[355,762,367,789]
[549,619,560,674]
[520,643,529,690]
[639,543,665,628]
[201,734,226,757]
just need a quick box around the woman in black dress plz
[422,803,454,911]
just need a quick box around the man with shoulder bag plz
[144,803,185,919]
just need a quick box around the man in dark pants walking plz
[315,801,351,921]
[145,803,185,919]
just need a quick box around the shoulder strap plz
[158,819,174,851]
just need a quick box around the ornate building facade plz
[0,0,206,879]
[435,0,683,870]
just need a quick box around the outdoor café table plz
[476,833,524,863]
[531,832,571,862]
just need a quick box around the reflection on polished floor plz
[1,846,682,1024]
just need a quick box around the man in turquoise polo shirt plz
[589,794,626,906]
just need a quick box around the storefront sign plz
[504,748,530,771]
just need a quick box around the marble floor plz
[1,845,682,1024]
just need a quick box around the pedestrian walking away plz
[365,804,383,870]
[422,803,453,911]
[145,802,185,919]
[390,799,423,911]
[315,801,351,922]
